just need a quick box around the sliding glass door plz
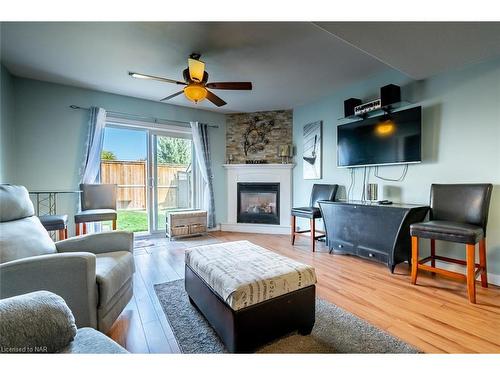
[152,133,193,232]
[101,126,149,233]
[101,124,194,234]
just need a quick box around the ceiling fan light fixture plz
[188,58,205,83]
[184,83,207,103]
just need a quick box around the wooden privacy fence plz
[100,160,190,210]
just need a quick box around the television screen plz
[337,106,422,167]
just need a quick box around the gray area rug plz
[154,279,419,354]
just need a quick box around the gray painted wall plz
[4,74,227,233]
[0,65,15,182]
[293,58,500,276]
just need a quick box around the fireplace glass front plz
[237,183,280,225]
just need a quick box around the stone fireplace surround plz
[222,164,294,234]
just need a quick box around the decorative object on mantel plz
[242,116,274,157]
[278,144,293,164]
[227,154,234,164]
[226,110,292,164]
[303,121,322,180]
[245,159,268,164]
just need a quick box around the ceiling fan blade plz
[160,91,184,101]
[129,72,186,85]
[206,90,227,107]
[206,82,252,90]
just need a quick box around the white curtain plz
[191,121,216,228]
[79,107,106,233]
[80,107,107,184]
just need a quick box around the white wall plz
[293,58,500,276]
[6,75,227,232]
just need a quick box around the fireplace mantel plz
[221,163,295,234]
[223,163,295,169]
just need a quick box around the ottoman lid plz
[185,240,316,310]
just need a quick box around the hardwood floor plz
[108,231,500,354]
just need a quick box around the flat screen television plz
[337,106,422,167]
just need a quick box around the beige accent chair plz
[0,184,134,333]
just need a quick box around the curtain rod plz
[69,105,219,129]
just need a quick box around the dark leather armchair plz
[410,184,493,303]
[291,184,338,252]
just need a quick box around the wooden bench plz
[166,210,207,240]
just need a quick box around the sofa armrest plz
[0,291,78,353]
[55,231,134,255]
[0,253,97,329]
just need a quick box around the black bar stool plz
[39,214,68,240]
[291,184,338,252]
[410,183,493,303]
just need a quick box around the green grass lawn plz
[106,210,167,233]
[116,210,148,232]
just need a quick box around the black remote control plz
[378,200,393,205]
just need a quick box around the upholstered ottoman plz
[185,240,317,353]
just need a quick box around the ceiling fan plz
[129,53,252,107]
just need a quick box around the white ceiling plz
[1,22,499,113]
[315,22,500,80]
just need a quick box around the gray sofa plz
[0,184,135,333]
[0,291,128,353]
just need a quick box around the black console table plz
[318,200,429,273]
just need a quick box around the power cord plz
[361,166,367,201]
[374,164,409,182]
[347,167,355,201]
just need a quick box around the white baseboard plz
[208,224,221,232]
[435,260,500,287]
[220,223,290,235]
[488,273,500,287]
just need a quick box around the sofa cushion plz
[0,216,57,264]
[410,220,484,244]
[95,251,135,307]
[291,206,322,219]
[0,184,35,222]
[60,327,128,354]
[39,214,68,231]
[75,209,117,223]
[0,291,77,353]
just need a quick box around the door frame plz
[105,117,194,236]
[149,129,194,234]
